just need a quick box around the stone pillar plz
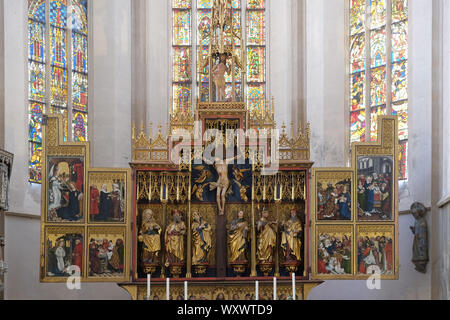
[147,0,170,133]
[132,0,148,129]
[91,0,132,168]
[306,0,346,167]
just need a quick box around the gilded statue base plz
[142,263,159,275]
[282,261,301,276]
[193,263,209,276]
[258,262,274,277]
[230,261,249,277]
[168,263,185,278]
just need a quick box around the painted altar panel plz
[40,115,131,283]
[87,226,129,282]
[311,116,399,280]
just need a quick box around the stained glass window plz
[349,0,408,180]
[71,0,89,139]
[27,0,89,183]
[172,0,266,112]
[246,0,266,114]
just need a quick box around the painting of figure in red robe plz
[44,228,84,278]
[316,226,352,277]
[357,156,393,221]
[47,156,84,222]
[87,228,126,279]
[88,172,127,223]
[357,226,394,276]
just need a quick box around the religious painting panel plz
[87,226,128,282]
[87,170,130,224]
[312,170,353,222]
[312,225,353,279]
[356,225,395,278]
[47,156,85,223]
[356,155,393,221]
[41,226,85,282]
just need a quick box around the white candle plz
[255,281,259,300]
[292,273,296,300]
[184,281,188,300]
[166,278,170,301]
[147,274,151,300]
[273,277,277,300]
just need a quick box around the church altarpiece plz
[39,0,399,299]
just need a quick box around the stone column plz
[132,0,148,130]
[91,0,132,168]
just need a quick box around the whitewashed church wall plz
[432,0,450,300]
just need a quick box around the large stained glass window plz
[171,0,266,113]
[349,0,408,180]
[27,0,89,183]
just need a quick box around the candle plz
[273,277,277,301]
[292,273,296,300]
[166,278,170,301]
[184,281,188,300]
[255,281,259,301]
[147,274,151,300]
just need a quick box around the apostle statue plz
[280,209,303,262]
[256,208,277,264]
[165,209,186,265]
[192,211,213,265]
[410,202,429,273]
[228,210,249,263]
[138,209,162,265]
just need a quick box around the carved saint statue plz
[256,208,278,264]
[280,209,303,262]
[138,209,161,264]
[192,211,213,265]
[212,54,231,102]
[410,202,429,273]
[228,210,249,263]
[165,209,186,265]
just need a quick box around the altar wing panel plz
[40,115,131,283]
[311,116,399,280]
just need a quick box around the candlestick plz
[166,277,170,301]
[255,281,259,301]
[273,277,277,301]
[292,273,296,300]
[184,281,188,300]
[147,274,151,300]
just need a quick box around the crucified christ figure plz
[206,153,241,216]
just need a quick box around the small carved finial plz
[140,121,145,133]
[132,122,136,140]
[149,122,153,140]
